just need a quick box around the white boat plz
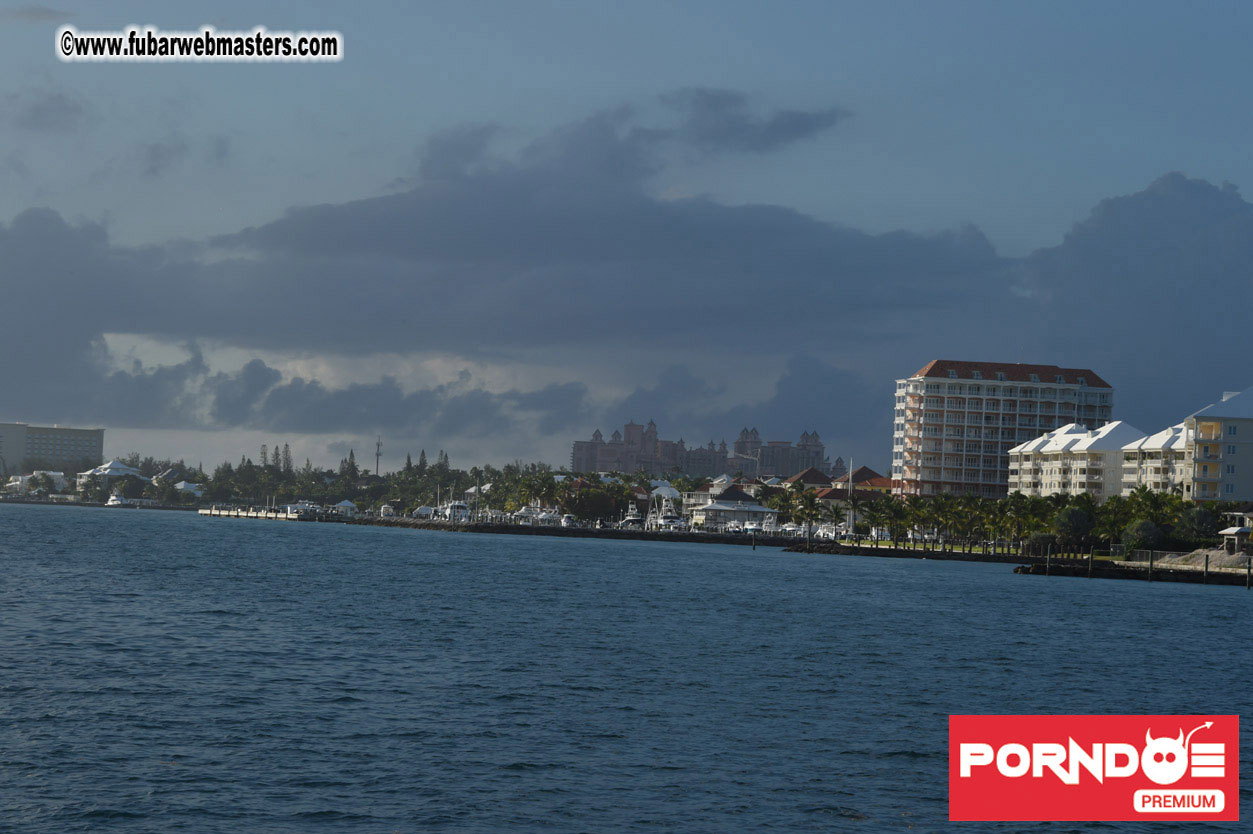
[646,496,686,531]
[561,514,578,528]
[513,504,542,526]
[619,504,644,528]
[105,494,136,508]
[443,501,471,522]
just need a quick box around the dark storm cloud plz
[9,89,90,133]
[207,358,282,425]
[661,87,848,154]
[206,364,591,438]
[418,123,501,180]
[213,101,997,359]
[6,88,1253,464]
[1005,172,1253,434]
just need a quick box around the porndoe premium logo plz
[949,715,1239,821]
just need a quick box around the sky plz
[3,1,1253,473]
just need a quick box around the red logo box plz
[949,715,1239,821]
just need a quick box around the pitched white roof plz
[1069,421,1147,452]
[1012,421,1147,455]
[651,485,681,499]
[1192,386,1253,419]
[1122,422,1192,452]
[80,460,144,478]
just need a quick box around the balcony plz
[1194,470,1220,482]
[1197,424,1222,441]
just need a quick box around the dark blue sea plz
[1,504,1248,832]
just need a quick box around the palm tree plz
[930,493,957,549]
[793,489,823,549]
[860,499,890,546]
[843,489,867,542]
[904,495,929,549]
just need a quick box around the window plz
[971,371,982,380]
[947,370,957,378]
[1029,373,1039,382]
[1225,483,1235,495]
[1227,464,1236,474]
[996,372,1005,381]
[1228,445,1237,455]
[1077,377,1087,386]
[1229,425,1238,436]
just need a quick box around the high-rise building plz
[0,422,105,476]
[892,360,1114,497]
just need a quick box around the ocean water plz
[1,503,1248,832]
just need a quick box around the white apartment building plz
[1009,421,1145,502]
[892,361,1115,497]
[1120,423,1193,497]
[1179,388,1253,502]
[0,421,105,476]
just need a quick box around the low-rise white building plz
[5,470,69,493]
[1009,421,1146,502]
[76,459,147,489]
[1180,388,1253,501]
[1120,422,1193,497]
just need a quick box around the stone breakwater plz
[786,542,1252,587]
[345,516,795,548]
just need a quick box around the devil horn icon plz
[1175,728,1184,745]
[1145,728,1154,746]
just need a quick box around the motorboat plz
[619,504,644,528]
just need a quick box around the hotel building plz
[1008,421,1144,502]
[0,421,105,476]
[892,360,1114,497]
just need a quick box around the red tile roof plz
[834,465,885,484]
[784,466,832,485]
[909,360,1111,388]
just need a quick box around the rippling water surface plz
[1,504,1249,832]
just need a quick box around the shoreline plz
[10,500,1251,587]
[788,541,1253,587]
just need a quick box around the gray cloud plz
[4,96,1253,469]
[9,89,89,133]
[0,5,71,23]
[141,136,188,176]
[661,87,848,154]
[418,123,501,181]
[208,135,231,166]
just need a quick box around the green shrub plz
[1023,532,1057,556]
[1122,518,1164,551]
